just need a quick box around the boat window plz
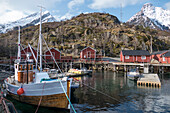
[29,65,32,70]
[22,65,26,70]
[25,65,28,70]
[130,69,137,72]
[19,65,22,71]
[125,56,129,59]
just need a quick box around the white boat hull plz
[5,79,72,109]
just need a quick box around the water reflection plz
[73,71,170,113]
[1,71,170,113]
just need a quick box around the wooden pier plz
[1,57,170,74]
[137,73,161,88]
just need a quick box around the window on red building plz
[125,56,129,59]
[141,56,146,60]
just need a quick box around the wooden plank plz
[137,73,161,88]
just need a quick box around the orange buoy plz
[17,87,24,95]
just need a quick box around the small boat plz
[127,68,140,81]
[4,8,73,110]
[80,67,92,75]
[66,68,92,77]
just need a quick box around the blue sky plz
[0,0,170,24]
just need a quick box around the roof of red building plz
[22,46,37,51]
[122,50,150,56]
[45,48,61,53]
[151,50,169,55]
[163,51,170,57]
[81,46,96,52]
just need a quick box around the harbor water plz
[1,71,170,113]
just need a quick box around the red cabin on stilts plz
[45,48,61,62]
[152,50,170,63]
[80,47,96,60]
[21,46,37,60]
[120,50,151,63]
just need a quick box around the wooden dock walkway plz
[137,73,161,88]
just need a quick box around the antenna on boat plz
[38,6,45,71]
[17,26,21,61]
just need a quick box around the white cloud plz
[89,0,144,9]
[0,10,27,24]
[165,2,170,10]
[68,0,84,9]
[0,0,61,24]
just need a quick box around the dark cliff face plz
[0,12,169,59]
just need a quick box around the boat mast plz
[39,7,43,71]
[17,26,21,61]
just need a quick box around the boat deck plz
[137,73,161,88]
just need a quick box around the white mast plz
[17,26,21,61]
[39,7,43,71]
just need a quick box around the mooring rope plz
[35,82,46,113]
[59,80,76,113]
[72,77,141,112]
[1,97,18,113]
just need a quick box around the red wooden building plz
[120,50,151,63]
[21,46,37,60]
[152,50,170,63]
[80,47,96,59]
[45,48,61,61]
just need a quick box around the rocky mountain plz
[127,3,170,31]
[0,12,169,59]
[0,11,56,33]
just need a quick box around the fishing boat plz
[127,68,140,81]
[4,8,72,109]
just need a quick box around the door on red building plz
[87,51,91,58]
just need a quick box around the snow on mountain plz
[127,3,170,30]
[0,11,56,33]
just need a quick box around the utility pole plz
[150,36,153,53]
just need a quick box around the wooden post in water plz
[70,62,72,69]
[62,62,64,72]
[65,62,67,72]
[150,65,154,73]
[80,63,82,69]
[124,65,127,72]
[104,64,107,71]
[144,64,149,73]
[162,66,164,74]
[113,65,116,72]
[53,61,55,68]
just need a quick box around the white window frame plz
[163,57,165,61]
[125,56,129,59]
[141,56,146,60]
